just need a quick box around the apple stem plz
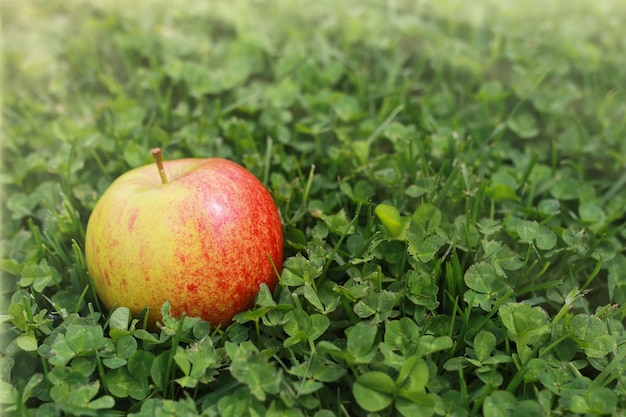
[151,148,168,184]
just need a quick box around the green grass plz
[2,0,626,415]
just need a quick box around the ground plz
[2,0,626,415]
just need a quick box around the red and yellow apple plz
[85,149,283,328]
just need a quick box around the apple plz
[85,148,283,328]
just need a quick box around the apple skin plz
[85,157,283,328]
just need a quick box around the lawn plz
[2,0,626,415]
